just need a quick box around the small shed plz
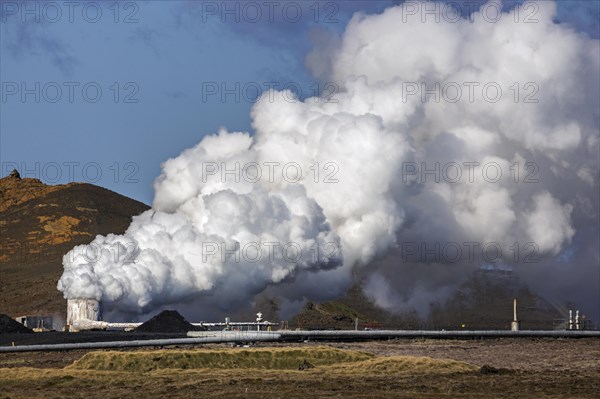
[16,315,56,331]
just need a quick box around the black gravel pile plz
[135,310,198,333]
[0,314,33,334]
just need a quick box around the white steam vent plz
[67,298,101,330]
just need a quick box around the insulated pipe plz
[189,330,600,339]
[2,330,600,353]
[287,330,600,338]
[0,332,282,353]
[71,320,143,331]
[191,322,278,328]
[69,320,278,331]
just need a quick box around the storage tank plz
[67,299,102,331]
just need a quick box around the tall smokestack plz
[511,298,520,331]
[569,310,573,330]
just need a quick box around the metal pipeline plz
[0,332,282,353]
[69,319,278,331]
[71,319,142,331]
[189,330,600,339]
[2,330,598,353]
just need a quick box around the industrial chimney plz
[511,298,520,331]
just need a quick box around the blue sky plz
[1,0,598,204]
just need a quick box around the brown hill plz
[290,286,421,330]
[0,172,149,318]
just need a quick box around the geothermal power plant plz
[63,297,594,333]
[65,298,277,332]
[2,297,597,353]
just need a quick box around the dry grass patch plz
[67,346,374,372]
[328,355,478,375]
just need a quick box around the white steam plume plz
[59,1,599,317]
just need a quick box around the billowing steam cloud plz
[59,1,599,318]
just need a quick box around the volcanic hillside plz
[0,171,149,318]
[283,270,563,330]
